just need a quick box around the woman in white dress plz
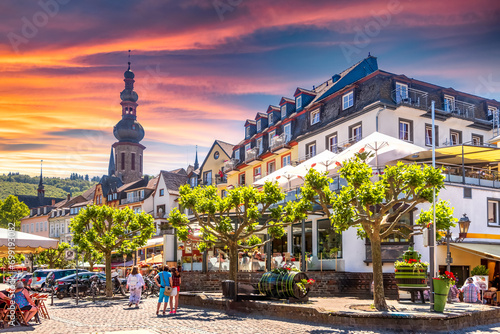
[126,266,145,307]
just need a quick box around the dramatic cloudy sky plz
[1,0,500,177]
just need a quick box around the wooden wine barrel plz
[395,267,428,288]
[258,271,309,299]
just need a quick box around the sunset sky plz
[1,0,500,178]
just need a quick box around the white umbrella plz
[253,165,298,190]
[333,132,424,168]
[0,228,59,254]
[293,150,338,177]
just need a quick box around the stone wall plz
[180,271,398,298]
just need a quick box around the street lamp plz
[442,214,471,275]
[458,214,471,241]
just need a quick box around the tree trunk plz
[105,252,112,297]
[228,244,238,301]
[371,233,388,311]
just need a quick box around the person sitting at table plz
[460,278,481,303]
[12,281,38,325]
[0,290,10,325]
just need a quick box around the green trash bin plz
[433,278,450,312]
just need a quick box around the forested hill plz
[0,173,98,200]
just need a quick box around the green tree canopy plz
[0,195,29,230]
[71,205,155,296]
[36,242,71,269]
[168,183,306,295]
[299,158,452,310]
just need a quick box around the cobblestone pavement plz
[3,296,500,334]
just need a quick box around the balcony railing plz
[392,88,428,109]
[438,100,476,120]
[441,163,500,188]
[121,195,144,205]
[215,175,227,185]
[224,159,240,173]
[270,133,291,152]
[245,147,261,163]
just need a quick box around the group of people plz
[125,265,181,315]
[448,278,484,303]
[0,281,38,326]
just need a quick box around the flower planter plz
[433,279,451,313]
[395,267,428,288]
[258,271,309,299]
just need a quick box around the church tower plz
[112,55,146,184]
[37,160,45,206]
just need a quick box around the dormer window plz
[245,127,250,138]
[281,105,287,119]
[234,150,240,161]
[268,113,273,124]
[488,106,498,117]
[444,95,455,112]
[343,91,354,110]
[310,109,320,125]
[296,95,302,109]
[257,120,261,132]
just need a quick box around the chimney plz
[52,199,55,205]
[67,194,71,201]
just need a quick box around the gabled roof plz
[279,97,295,105]
[244,119,256,127]
[117,178,143,192]
[255,112,268,120]
[267,105,280,113]
[215,140,235,157]
[160,170,188,191]
[186,165,194,175]
[169,168,187,176]
[294,87,316,97]
[17,195,64,209]
[81,185,96,201]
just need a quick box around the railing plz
[224,159,240,172]
[270,133,291,151]
[121,195,144,204]
[391,88,428,109]
[245,147,260,163]
[441,163,500,188]
[215,175,227,184]
[438,99,476,119]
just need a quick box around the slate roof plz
[100,175,124,196]
[81,185,96,200]
[17,195,64,209]
[169,168,187,176]
[215,140,235,158]
[160,170,188,191]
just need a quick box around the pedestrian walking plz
[155,265,172,316]
[126,266,145,308]
[169,267,181,314]
[460,278,481,303]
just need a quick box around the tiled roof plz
[81,185,96,200]
[160,170,188,191]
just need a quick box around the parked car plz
[54,272,104,299]
[31,269,88,291]
[19,273,33,288]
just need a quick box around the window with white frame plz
[444,95,455,112]
[472,134,483,146]
[267,161,275,174]
[307,142,316,157]
[234,149,240,161]
[269,130,276,146]
[238,173,245,185]
[281,104,287,119]
[284,123,292,142]
[257,120,261,132]
[310,109,320,125]
[425,124,438,146]
[343,91,354,110]
[450,130,461,145]
[256,138,263,153]
[245,126,250,138]
[296,95,302,109]
[350,124,362,142]
[488,199,500,226]
[254,166,261,178]
[488,106,498,117]
[395,82,408,103]
[31,223,34,233]
[245,143,251,160]
[399,120,412,142]
[282,155,291,167]
[36,222,39,232]
[268,113,273,124]
[328,134,338,152]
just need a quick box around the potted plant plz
[471,265,490,291]
[259,263,310,299]
[433,271,456,312]
[394,247,429,288]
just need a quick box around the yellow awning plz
[450,243,500,261]
[402,145,500,165]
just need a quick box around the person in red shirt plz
[169,267,181,314]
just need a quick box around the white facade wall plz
[151,174,180,235]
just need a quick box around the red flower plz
[287,268,291,271]
[311,163,316,168]
[335,161,341,167]
[359,148,365,153]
